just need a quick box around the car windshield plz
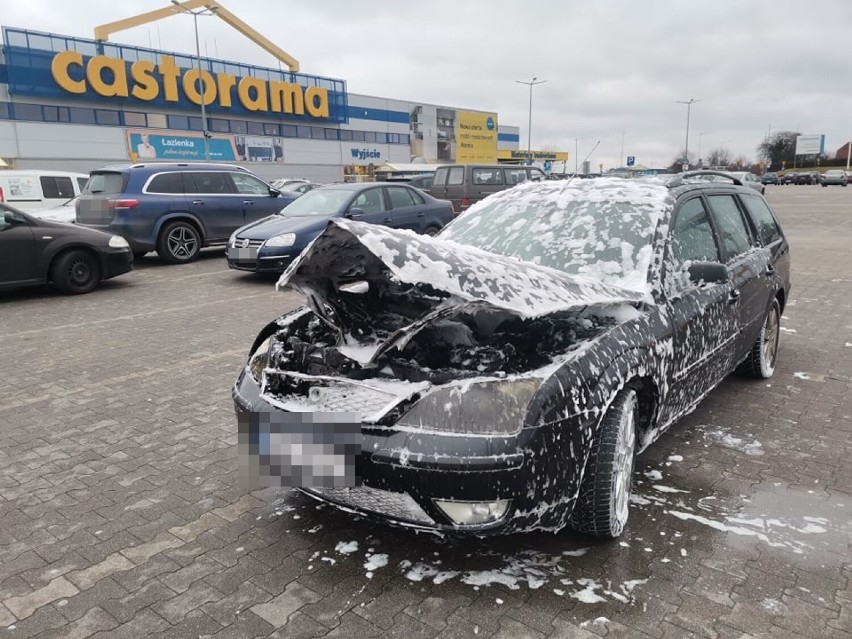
[278,188,354,216]
[278,182,309,192]
[440,179,669,292]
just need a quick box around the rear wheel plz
[51,249,101,294]
[157,221,201,264]
[739,298,780,378]
[424,226,441,237]
[569,388,637,538]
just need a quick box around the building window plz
[187,116,203,131]
[210,118,230,133]
[147,113,168,128]
[400,134,410,144]
[263,123,279,136]
[339,129,353,141]
[230,120,248,134]
[352,130,365,142]
[246,121,264,135]
[168,115,190,130]
[324,128,338,140]
[13,103,42,121]
[281,124,297,137]
[42,106,71,122]
[124,112,147,126]
[310,127,324,139]
[96,109,121,125]
[297,126,313,138]
[69,107,96,124]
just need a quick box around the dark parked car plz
[226,182,454,273]
[760,172,778,185]
[430,164,546,213]
[819,170,848,186]
[405,173,434,190]
[233,171,790,538]
[76,163,298,264]
[0,203,132,294]
[794,171,820,185]
[779,172,798,185]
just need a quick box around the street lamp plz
[171,0,217,161]
[515,77,546,163]
[676,98,700,171]
[697,132,705,167]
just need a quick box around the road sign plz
[626,156,635,166]
[543,160,553,173]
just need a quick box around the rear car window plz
[39,176,75,199]
[85,172,128,195]
[741,194,782,246]
[231,173,270,195]
[147,172,185,194]
[432,168,448,186]
[707,194,752,259]
[387,186,416,208]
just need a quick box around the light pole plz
[574,138,578,174]
[172,0,217,161]
[515,77,546,164]
[676,98,700,171]
[697,132,705,167]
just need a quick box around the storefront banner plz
[126,130,238,162]
[456,111,498,163]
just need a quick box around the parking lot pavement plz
[1,186,850,638]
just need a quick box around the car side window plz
[472,168,503,185]
[504,168,527,185]
[185,172,235,195]
[706,194,753,259]
[529,169,546,181]
[671,197,721,264]
[447,167,464,185]
[231,173,270,195]
[147,172,185,194]
[40,177,75,199]
[386,186,416,209]
[77,177,89,192]
[409,188,425,205]
[740,194,782,246]
[351,188,385,214]
[433,168,448,186]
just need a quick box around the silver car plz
[728,172,765,195]
[820,170,848,187]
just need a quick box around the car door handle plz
[383,217,393,224]
[417,211,425,218]
[192,200,204,205]
[765,265,775,275]
[243,200,254,205]
[728,289,741,304]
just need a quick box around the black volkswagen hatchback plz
[233,172,790,538]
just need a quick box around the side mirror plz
[269,188,280,197]
[347,207,365,218]
[3,211,24,226]
[687,261,728,285]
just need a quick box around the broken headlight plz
[247,336,272,382]
[395,378,539,435]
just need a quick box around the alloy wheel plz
[167,226,198,259]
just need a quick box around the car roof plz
[92,163,251,173]
[320,182,407,190]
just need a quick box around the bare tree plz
[706,147,732,167]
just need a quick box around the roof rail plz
[666,170,744,188]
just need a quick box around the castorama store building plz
[0,26,521,182]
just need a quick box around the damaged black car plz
[233,171,790,537]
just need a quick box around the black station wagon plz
[233,171,790,538]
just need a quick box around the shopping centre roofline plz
[93,0,300,72]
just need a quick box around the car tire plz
[51,249,101,295]
[822,183,827,188]
[157,221,201,264]
[739,298,781,379]
[424,225,441,237]
[569,388,637,538]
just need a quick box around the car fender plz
[150,211,209,245]
[39,238,107,281]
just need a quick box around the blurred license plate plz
[228,246,257,260]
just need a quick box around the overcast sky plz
[5,0,852,169]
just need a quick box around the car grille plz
[263,375,411,420]
[304,485,435,525]
[233,238,264,248]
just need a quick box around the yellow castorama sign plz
[456,111,498,163]
[50,51,330,118]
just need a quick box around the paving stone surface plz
[1,186,851,638]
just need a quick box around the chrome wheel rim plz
[167,226,198,259]
[763,305,780,369]
[612,401,636,532]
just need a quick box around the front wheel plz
[51,249,101,294]
[157,221,201,264]
[569,388,637,538]
[739,298,781,378]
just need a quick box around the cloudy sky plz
[5,0,851,169]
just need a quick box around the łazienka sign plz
[51,52,330,118]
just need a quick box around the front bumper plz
[226,246,297,273]
[101,249,134,279]
[232,367,581,535]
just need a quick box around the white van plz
[0,170,90,212]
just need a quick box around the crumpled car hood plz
[277,218,647,319]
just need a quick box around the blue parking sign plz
[543,160,553,173]
[626,156,635,166]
